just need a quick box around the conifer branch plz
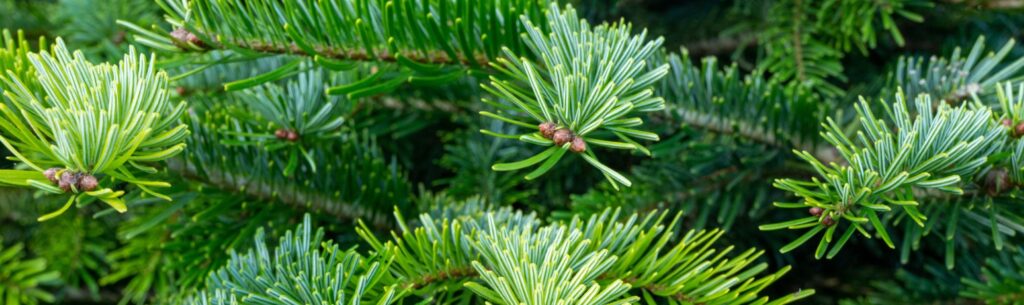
[763,86,1024,258]
[888,36,1024,105]
[0,35,188,217]
[658,49,834,160]
[482,4,668,189]
[122,0,551,69]
[166,158,393,230]
[356,203,814,304]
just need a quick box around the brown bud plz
[77,175,98,192]
[112,30,126,45]
[985,168,1013,196]
[569,137,586,153]
[43,168,60,184]
[822,215,836,226]
[170,28,205,49]
[285,130,300,142]
[539,122,557,139]
[275,129,289,140]
[1015,122,1024,138]
[809,207,823,216]
[58,172,79,192]
[552,129,573,146]
[175,87,187,96]
[1003,119,1013,128]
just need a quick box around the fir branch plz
[482,4,669,189]
[888,36,1024,105]
[188,214,400,305]
[358,204,814,304]
[123,0,551,69]
[0,29,42,96]
[0,37,189,217]
[658,49,838,161]
[764,90,1009,257]
[166,158,393,230]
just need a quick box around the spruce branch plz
[757,0,929,98]
[51,0,158,60]
[759,0,846,98]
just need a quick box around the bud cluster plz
[43,168,99,192]
[539,122,586,153]
[275,129,300,142]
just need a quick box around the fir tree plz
[2,0,1024,304]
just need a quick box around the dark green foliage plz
[31,214,112,299]
[962,248,1024,303]
[0,239,59,305]
[52,0,159,60]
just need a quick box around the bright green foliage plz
[766,92,1005,256]
[0,38,188,217]
[483,4,668,189]
[0,239,59,305]
[0,29,42,95]
[466,217,636,305]
[190,214,400,305]
[359,205,813,304]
